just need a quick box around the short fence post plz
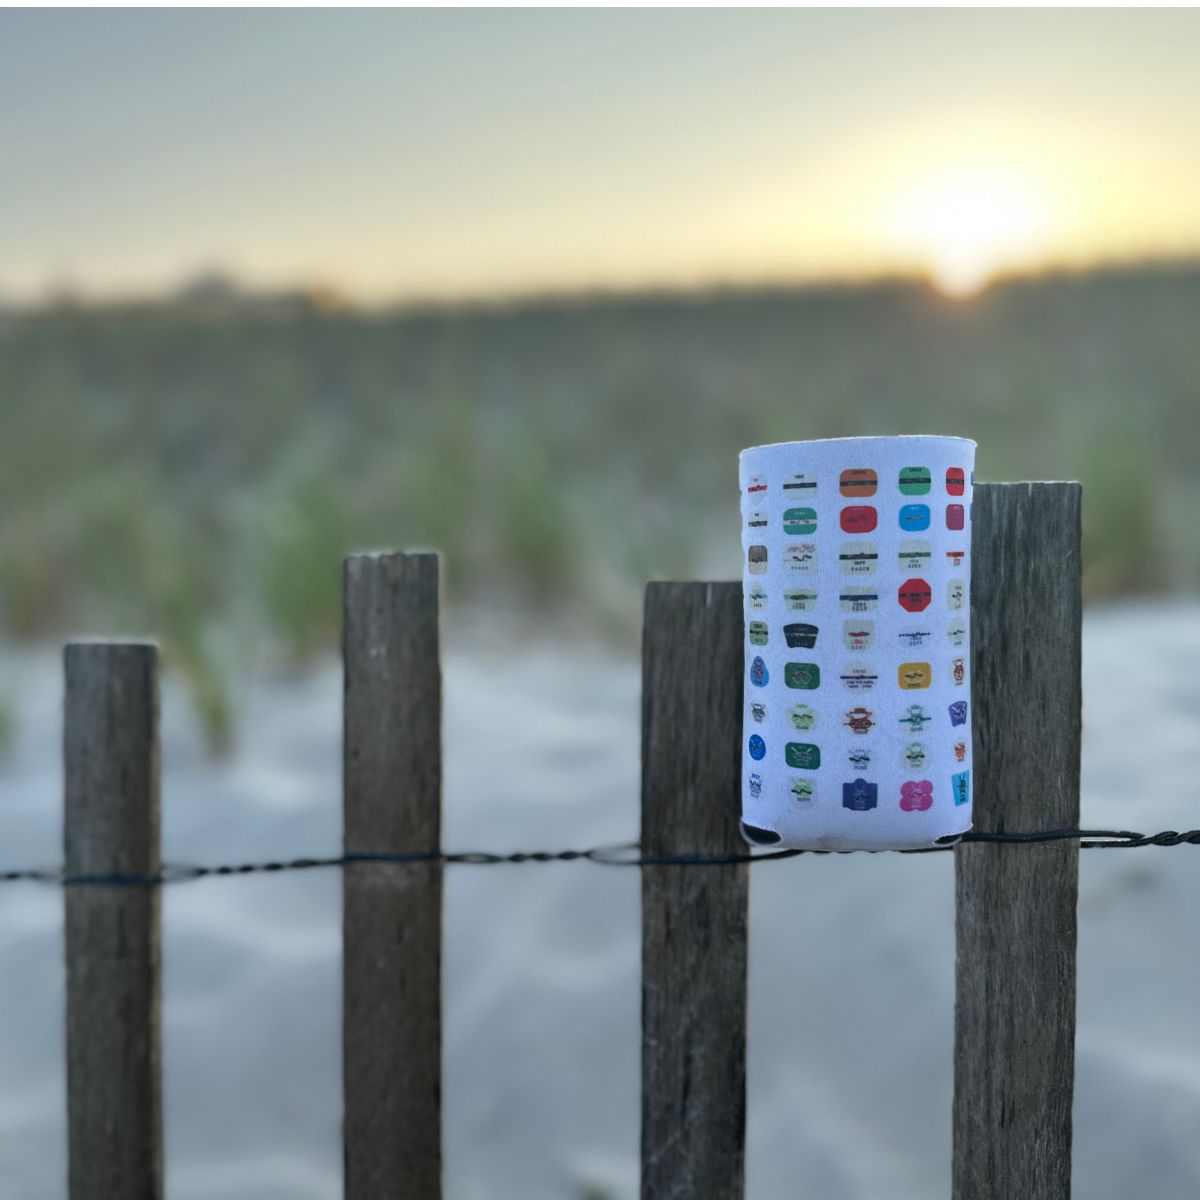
[641,581,748,1200]
[343,552,443,1199]
[953,482,1083,1200]
[63,641,163,1200]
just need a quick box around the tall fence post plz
[641,581,748,1200]
[953,482,1083,1200]
[64,641,163,1200]
[343,551,443,1199]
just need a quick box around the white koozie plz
[739,436,976,850]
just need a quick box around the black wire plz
[1,827,1198,886]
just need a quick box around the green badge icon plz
[748,584,768,610]
[784,662,820,690]
[785,742,821,769]
[790,779,815,802]
[899,466,932,495]
[788,703,817,731]
[748,620,768,646]
[783,506,818,535]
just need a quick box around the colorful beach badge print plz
[784,622,819,649]
[788,703,817,730]
[842,620,874,651]
[946,467,966,496]
[748,545,767,574]
[899,704,931,732]
[952,771,970,806]
[783,507,818,534]
[840,587,878,612]
[785,543,818,573]
[840,505,878,533]
[840,542,878,574]
[900,779,933,811]
[898,662,932,689]
[899,503,931,532]
[946,504,965,530]
[843,706,875,734]
[785,662,820,689]
[839,468,877,497]
[750,656,768,687]
[748,734,766,760]
[840,662,878,690]
[842,778,878,811]
[898,539,931,571]
[784,589,818,611]
[898,578,932,612]
[899,466,931,495]
[786,742,821,769]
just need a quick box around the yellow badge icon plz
[897,661,932,690]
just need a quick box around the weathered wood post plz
[953,482,1083,1200]
[641,581,748,1200]
[343,552,443,1198]
[64,641,163,1200]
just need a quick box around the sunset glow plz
[877,166,1057,297]
[1,10,1199,303]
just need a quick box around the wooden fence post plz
[641,581,748,1200]
[953,482,1083,1200]
[64,641,162,1200]
[343,552,443,1199]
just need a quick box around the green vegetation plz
[0,263,1196,745]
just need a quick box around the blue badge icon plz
[748,734,766,761]
[952,770,970,806]
[750,656,769,687]
[842,778,878,811]
[949,700,968,727]
[899,503,931,531]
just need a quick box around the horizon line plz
[7,250,1200,319]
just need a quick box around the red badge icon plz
[839,468,878,497]
[840,505,877,533]
[946,467,966,496]
[898,578,932,612]
[946,504,965,531]
[900,779,934,812]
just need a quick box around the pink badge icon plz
[900,779,934,812]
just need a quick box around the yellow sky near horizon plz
[2,10,1200,303]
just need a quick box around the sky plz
[2,9,1200,303]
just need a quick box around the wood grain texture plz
[63,642,162,1200]
[641,581,748,1200]
[953,483,1082,1200]
[343,552,443,1199]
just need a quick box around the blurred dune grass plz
[1,262,1197,748]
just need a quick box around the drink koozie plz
[740,435,976,850]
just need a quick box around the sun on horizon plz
[876,164,1059,298]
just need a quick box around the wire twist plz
[1,827,1197,886]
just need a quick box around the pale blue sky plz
[3,10,1199,301]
